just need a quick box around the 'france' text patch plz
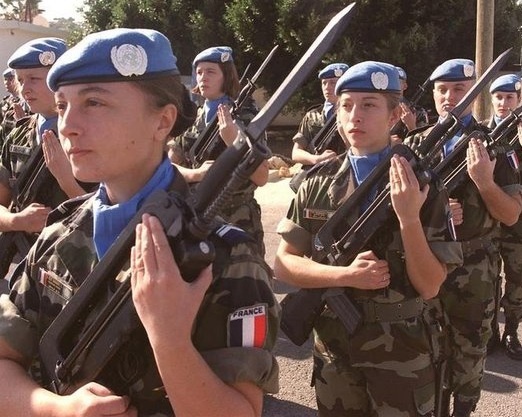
[228,304,267,348]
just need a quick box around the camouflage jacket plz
[277,153,462,365]
[406,121,522,242]
[292,103,345,157]
[0,171,280,416]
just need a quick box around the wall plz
[0,20,66,96]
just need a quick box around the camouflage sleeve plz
[192,241,280,393]
[0,249,41,361]
[494,151,522,197]
[422,185,463,273]
[292,108,323,150]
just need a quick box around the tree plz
[79,0,522,112]
[0,0,42,22]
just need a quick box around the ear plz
[388,106,401,128]
[153,103,178,143]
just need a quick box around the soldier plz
[0,38,93,278]
[291,62,349,166]
[391,66,429,141]
[0,28,280,416]
[168,46,268,256]
[406,60,522,416]
[274,61,462,416]
[486,73,522,360]
[0,68,27,142]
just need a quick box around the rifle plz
[280,47,512,347]
[0,141,51,278]
[39,3,357,396]
[311,113,343,155]
[390,75,431,137]
[188,44,279,168]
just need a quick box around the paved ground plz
[256,172,522,417]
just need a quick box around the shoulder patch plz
[46,192,95,225]
[227,303,267,348]
[214,223,254,245]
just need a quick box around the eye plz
[55,101,67,113]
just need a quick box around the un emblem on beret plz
[516,81,522,91]
[39,51,56,66]
[371,72,389,90]
[221,52,231,63]
[111,44,148,77]
[334,68,343,77]
[463,64,474,78]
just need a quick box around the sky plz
[39,0,85,21]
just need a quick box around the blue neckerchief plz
[494,115,503,126]
[442,113,472,157]
[203,95,231,125]
[37,115,57,144]
[348,146,391,212]
[93,156,174,259]
[323,101,334,120]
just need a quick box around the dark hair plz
[135,75,197,137]
[191,61,240,99]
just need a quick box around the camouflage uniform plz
[407,122,522,413]
[0,170,280,416]
[277,154,462,416]
[0,94,22,146]
[170,98,266,257]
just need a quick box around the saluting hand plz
[131,214,213,347]
[389,154,429,225]
[466,137,495,190]
[217,103,239,146]
[42,129,74,182]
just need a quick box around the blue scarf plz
[348,146,391,212]
[323,101,335,120]
[92,156,174,259]
[37,115,57,144]
[203,95,231,125]
[442,113,473,157]
[494,115,503,126]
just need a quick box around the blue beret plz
[318,63,349,79]
[2,68,14,78]
[8,37,66,69]
[47,28,179,92]
[489,74,521,94]
[430,58,475,82]
[193,46,234,69]
[335,61,401,95]
[395,66,407,80]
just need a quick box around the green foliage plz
[78,0,522,113]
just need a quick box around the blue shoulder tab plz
[213,223,254,245]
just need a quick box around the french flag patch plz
[228,304,267,348]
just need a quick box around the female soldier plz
[0,28,279,417]
[487,74,522,360]
[274,61,461,416]
[169,46,268,256]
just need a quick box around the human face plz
[321,77,338,104]
[491,91,519,120]
[15,67,56,117]
[3,76,16,95]
[55,82,172,203]
[196,62,225,100]
[337,91,398,155]
[432,80,474,117]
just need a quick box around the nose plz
[58,104,80,140]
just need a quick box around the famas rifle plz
[39,3,357,397]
